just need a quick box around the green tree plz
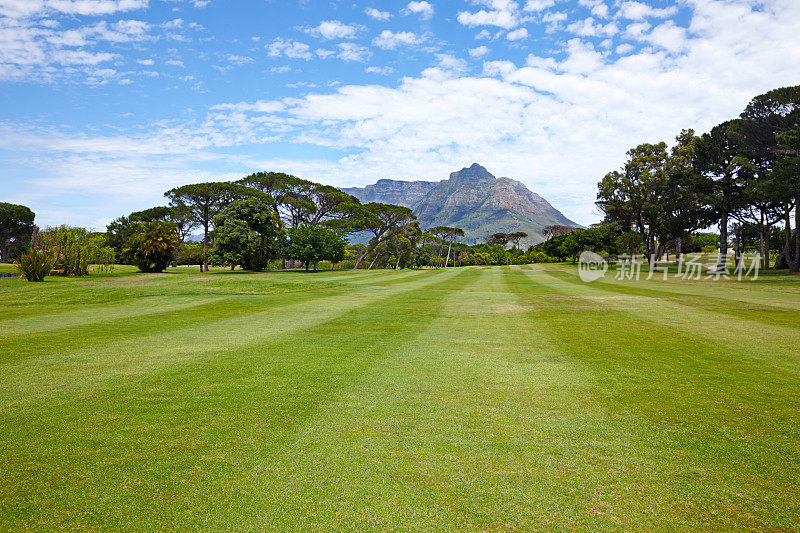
[730,85,800,270]
[212,198,281,271]
[286,224,347,271]
[597,131,707,267]
[443,227,465,267]
[107,205,196,265]
[693,121,750,269]
[124,221,179,273]
[344,203,417,269]
[0,202,35,263]
[165,182,253,271]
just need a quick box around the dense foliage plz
[285,225,347,271]
[0,202,35,263]
[212,198,281,271]
[124,221,180,273]
[597,85,800,271]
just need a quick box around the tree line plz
[595,84,799,272]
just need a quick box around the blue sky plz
[1,0,798,229]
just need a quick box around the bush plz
[15,248,55,282]
[38,226,97,276]
[701,245,717,254]
[334,259,356,270]
[530,251,555,263]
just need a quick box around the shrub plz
[334,259,356,270]
[38,226,97,276]
[530,251,555,263]
[125,221,179,273]
[15,247,55,282]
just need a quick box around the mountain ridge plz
[341,163,579,245]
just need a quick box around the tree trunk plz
[281,257,286,270]
[675,237,682,258]
[445,241,452,267]
[313,261,318,271]
[355,243,377,269]
[230,264,235,271]
[794,201,800,273]
[717,212,729,271]
[202,221,209,272]
[395,255,401,270]
[368,253,381,270]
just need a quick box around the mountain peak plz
[449,163,495,182]
[340,164,579,245]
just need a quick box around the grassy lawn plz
[1,265,799,530]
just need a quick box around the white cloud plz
[566,17,618,37]
[267,38,312,60]
[225,54,253,66]
[365,65,394,75]
[136,58,154,65]
[372,30,421,50]
[403,1,434,20]
[506,27,528,40]
[469,45,490,57]
[457,0,524,30]
[0,0,148,18]
[164,59,184,67]
[421,53,467,80]
[303,20,358,40]
[364,7,391,21]
[618,1,678,20]
[615,43,634,55]
[337,42,370,62]
[523,0,554,11]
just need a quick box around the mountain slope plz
[341,163,579,245]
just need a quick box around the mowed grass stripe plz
[535,267,800,371]
[0,269,474,531]
[543,264,800,319]
[0,269,461,408]
[507,266,800,530]
[224,268,613,530]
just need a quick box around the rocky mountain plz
[341,163,579,245]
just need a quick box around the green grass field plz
[1,265,799,530]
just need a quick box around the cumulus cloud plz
[336,42,370,62]
[364,7,391,21]
[303,20,358,40]
[267,38,312,60]
[618,1,678,20]
[372,30,422,50]
[469,45,490,57]
[403,1,434,20]
[0,0,148,18]
[506,27,528,40]
[457,0,525,30]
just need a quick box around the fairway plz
[1,265,799,530]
